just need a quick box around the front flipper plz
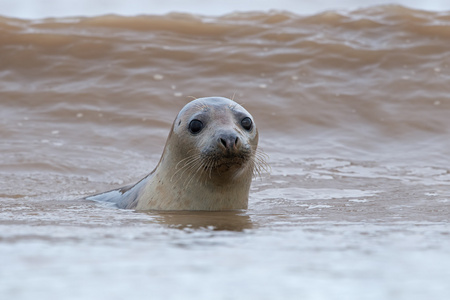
[86,189,128,209]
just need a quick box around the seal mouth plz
[207,158,245,170]
[202,151,250,172]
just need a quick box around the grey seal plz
[86,97,266,210]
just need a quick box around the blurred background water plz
[1,0,449,19]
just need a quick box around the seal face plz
[86,97,263,211]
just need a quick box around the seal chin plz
[214,163,247,175]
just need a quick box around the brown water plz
[1,5,450,300]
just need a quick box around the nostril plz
[220,138,227,148]
[235,136,239,147]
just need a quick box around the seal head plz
[86,97,261,211]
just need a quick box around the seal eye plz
[241,117,253,131]
[189,119,203,134]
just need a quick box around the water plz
[1,5,450,300]
[1,0,449,18]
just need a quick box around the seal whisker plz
[171,154,203,183]
[206,156,217,179]
[193,158,205,185]
[251,149,270,179]
[172,156,199,176]
[231,92,237,102]
[208,158,214,179]
[183,156,207,188]
[179,155,202,172]
[180,158,203,180]
[203,160,211,185]
[196,156,211,186]
[175,153,199,170]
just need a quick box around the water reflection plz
[146,211,254,231]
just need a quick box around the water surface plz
[1,6,450,299]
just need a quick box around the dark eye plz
[241,117,252,131]
[189,119,203,134]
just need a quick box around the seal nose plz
[218,133,240,151]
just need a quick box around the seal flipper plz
[85,186,133,209]
[86,176,148,209]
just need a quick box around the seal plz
[86,97,266,211]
